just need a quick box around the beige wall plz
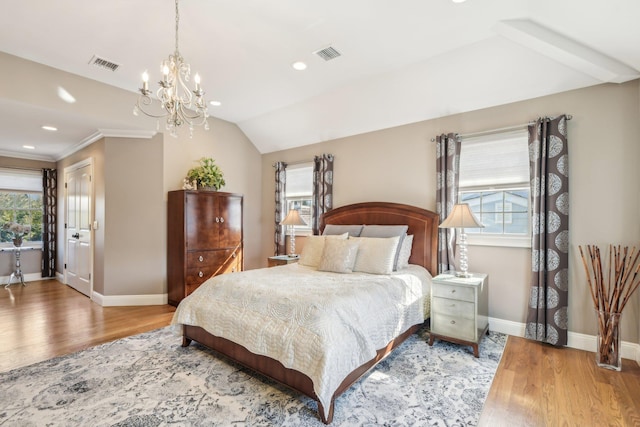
[261,80,640,343]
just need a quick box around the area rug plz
[0,326,506,426]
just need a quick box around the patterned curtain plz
[435,133,461,274]
[42,168,57,277]
[274,162,287,256]
[312,154,334,235]
[525,115,569,346]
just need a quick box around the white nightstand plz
[428,271,489,357]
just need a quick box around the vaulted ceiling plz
[0,0,638,160]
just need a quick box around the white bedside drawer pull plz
[215,217,220,223]
[198,271,204,278]
[198,255,204,262]
[220,217,224,223]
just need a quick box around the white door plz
[65,162,92,297]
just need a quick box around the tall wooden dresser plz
[167,190,243,306]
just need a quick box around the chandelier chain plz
[174,0,180,56]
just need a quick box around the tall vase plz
[595,309,622,371]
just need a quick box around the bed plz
[171,202,439,423]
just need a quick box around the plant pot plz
[12,236,22,247]
[198,186,218,191]
[595,309,622,371]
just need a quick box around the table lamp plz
[280,209,307,257]
[439,203,484,277]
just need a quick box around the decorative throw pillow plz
[397,234,414,269]
[350,236,401,275]
[322,224,364,237]
[360,225,409,270]
[317,239,360,273]
[298,233,348,267]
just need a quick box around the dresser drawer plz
[432,282,475,302]
[432,312,476,341]
[185,266,216,286]
[432,297,475,320]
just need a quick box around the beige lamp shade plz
[280,209,307,226]
[439,203,483,229]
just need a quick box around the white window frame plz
[285,163,313,236]
[0,168,44,248]
[460,185,531,248]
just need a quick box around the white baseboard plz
[91,291,168,307]
[489,316,640,362]
[0,272,54,285]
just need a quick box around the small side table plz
[268,255,299,267]
[4,246,27,288]
[428,271,489,357]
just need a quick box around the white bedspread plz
[171,263,432,412]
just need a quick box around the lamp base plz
[455,271,472,278]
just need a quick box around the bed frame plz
[181,202,439,424]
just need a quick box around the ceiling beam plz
[494,19,639,84]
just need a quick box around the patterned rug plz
[0,326,506,426]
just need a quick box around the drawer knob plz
[450,320,456,325]
[220,217,225,223]
[198,271,204,278]
[198,255,204,262]
[450,289,456,294]
[216,217,220,223]
[232,268,236,273]
[232,252,237,258]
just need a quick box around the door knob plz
[72,233,80,239]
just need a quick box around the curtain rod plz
[431,114,572,142]
[272,159,313,168]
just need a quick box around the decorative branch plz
[579,244,640,369]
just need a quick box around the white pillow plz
[317,238,360,273]
[298,233,348,267]
[350,236,401,275]
[360,225,408,270]
[397,234,414,269]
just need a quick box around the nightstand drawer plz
[432,283,475,302]
[432,297,474,320]
[432,312,476,341]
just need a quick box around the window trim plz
[0,189,44,248]
[459,185,531,249]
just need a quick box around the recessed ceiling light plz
[57,86,76,103]
[209,100,221,106]
[452,0,467,3]
[23,145,36,150]
[292,61,307,71]
[41,125,58,131]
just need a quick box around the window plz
[458,130,530,247]
[285,163,313,235]
[0,168,43,246]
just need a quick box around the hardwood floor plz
[479,336,640,426]
[2,280,639,425]
[0,279,175,372]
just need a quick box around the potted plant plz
[186,157,226,191]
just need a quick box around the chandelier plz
[134,0,209,137]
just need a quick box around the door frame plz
[63,157,94,299]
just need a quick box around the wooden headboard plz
[320,202,439,276]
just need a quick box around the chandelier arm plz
[136,96,170,119]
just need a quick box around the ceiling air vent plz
[89,55,120,72]
[314,46,341,61]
